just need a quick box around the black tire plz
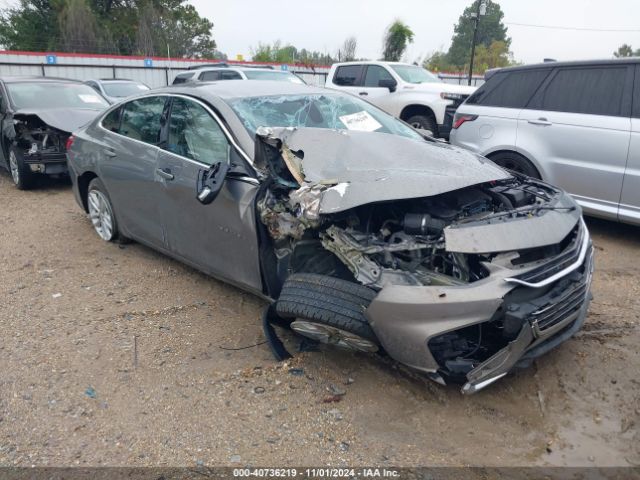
[276,273,378,343]
[87,177,125,243]
[8,145,35,190]
[489,151,541,179]
[405,114,438,137]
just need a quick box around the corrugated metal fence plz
[0,51,483,88]
[0,50,330,87]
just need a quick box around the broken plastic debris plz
[84,386,96,398]
[52,293,62,299]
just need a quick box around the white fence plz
[0,50,331,87]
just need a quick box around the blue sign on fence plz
[144,58,153,68]
[280,64,288,71]
[46,54,57,65]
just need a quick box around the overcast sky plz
[192,0,640,64]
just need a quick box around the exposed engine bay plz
[255,127,567,292]
[12,113,69,173]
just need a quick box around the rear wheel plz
[276,273,379,352]
[489,151,541,179]
[8,146,34,190]
[87,178,120,242]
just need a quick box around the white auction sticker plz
[339,111,382,132]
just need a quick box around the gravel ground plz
[0,170,638,468]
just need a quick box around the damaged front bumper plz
[365,219,594,394]
[22,150,68,175]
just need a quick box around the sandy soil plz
[0,170,638,467]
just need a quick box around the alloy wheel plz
[290,320,379,352]
[88,189,115,241]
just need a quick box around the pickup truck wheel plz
[489,152,541,179]
[406,114,438,137]
[8,146,35,190]
[276,273,379,352]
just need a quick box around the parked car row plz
[0,64,599,393]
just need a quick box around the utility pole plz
[468,0,487,85]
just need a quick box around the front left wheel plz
[8,146,35,190]
[87,178,120,242]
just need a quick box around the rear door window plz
[535,66,628,116]
[363,65,395,87]
[466,69,550,108]
[165,97,229,165]
[199,71,220,81]
[220,70,242,80]
[333,65,364,86]
[172,72,194,84]
[120,96,167,145]
[102,106,122,133]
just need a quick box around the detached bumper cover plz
[365,221,594,394]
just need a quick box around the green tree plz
[251,41,335,66]
[446,0,510,68]
[382,20,414,61]
[0,0,218,57]
[614,43,634,57]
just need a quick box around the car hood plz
[14,108,104,133]
[256,127,510,214]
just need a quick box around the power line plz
[506,22,640,33]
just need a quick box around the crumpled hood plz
[14,108,104,133]
[258,127,510,214]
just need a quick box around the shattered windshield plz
[391,65,440,84]
[102,82,149,97]
[7,82,109,110]
[228,93,423,140]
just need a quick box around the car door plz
[619,64,640,224]
[358,65,396,108]
[330,64,365,97]
[155,95,263,291]
[517,65,633,219]
[97,96,168,248]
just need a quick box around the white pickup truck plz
[326,61,476,139]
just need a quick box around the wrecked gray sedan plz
[67,81,593,393]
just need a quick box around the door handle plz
[527,118,552,126]
[156,168,174,181]
[359,91,368,96]
[104,148,117,157]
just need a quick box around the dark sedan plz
[66,81,593,394]
[0,76,109,189]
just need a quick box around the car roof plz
[94,78,141,83]
[178,66,292,74]
[332,61,414,67]
[160,79,326,99]
[490,57,640,76]
[0,75,82,84]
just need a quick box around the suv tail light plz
[65,134,76,151]
[452,114,478,130]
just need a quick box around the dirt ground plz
[0,170,639,468]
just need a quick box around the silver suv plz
[171,65,305,85]
[450,59,640,225]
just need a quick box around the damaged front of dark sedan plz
[68,82,593,394]
[0,77,108,189]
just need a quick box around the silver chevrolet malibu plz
[67,81,594,393]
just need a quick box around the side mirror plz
[379,79,397,92]
[196,159,229,204]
